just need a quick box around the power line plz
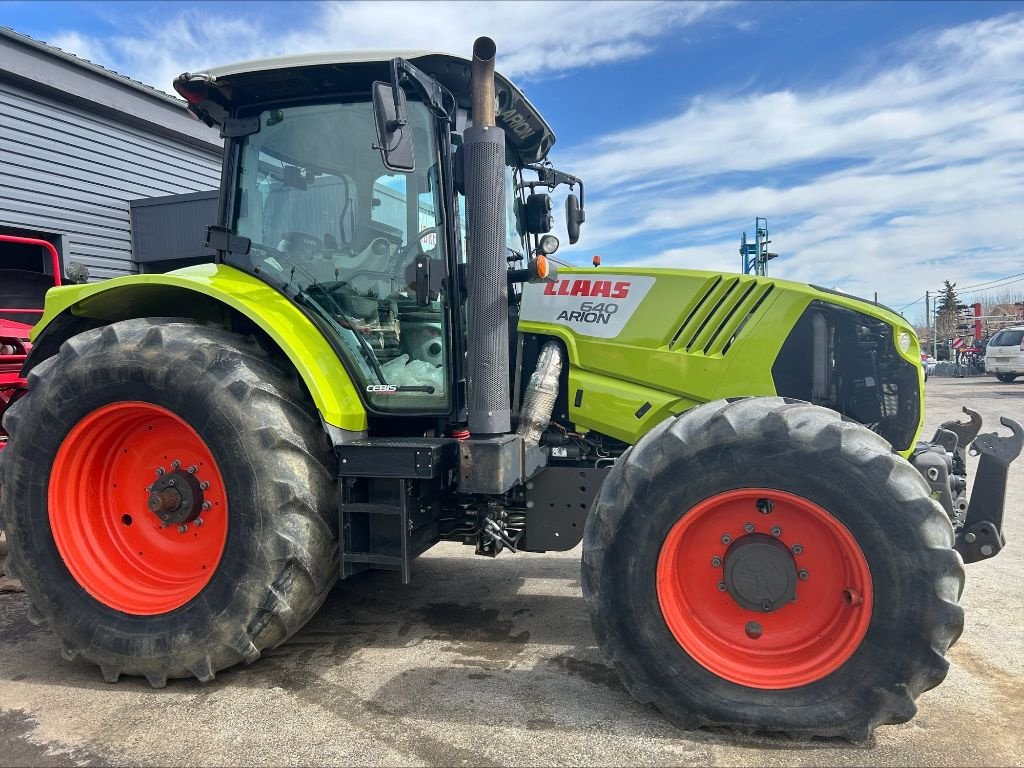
[961,274,1024,296]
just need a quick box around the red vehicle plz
[0,235,63,449]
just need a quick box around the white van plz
[985,326,1024,382]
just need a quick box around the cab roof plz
[175,49,555,163]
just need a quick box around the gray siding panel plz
[0,81,222,279]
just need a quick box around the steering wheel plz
[397,227,439,261]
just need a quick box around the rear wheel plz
[996,373,1017,382]
[0,319,337,686]
[582,398,964,740]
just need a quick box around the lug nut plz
[171,460,181,469]
[721,534,732,545]
[770,526,782,537]
[199,481,210,490]
[757,498,774,514]
[711,556,722,567]
[745,621,763,639]
[194,518,204,527]
[717,582,727,592]
[743,522,755,533]
[188,465,198,474]
[155,467,165,476]
[202,501,211,511]
[798,569,809,580]
[167,479,175,486]
[792,543,803,554]
[177,524,188,534]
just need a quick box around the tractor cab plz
[174,46,582,420]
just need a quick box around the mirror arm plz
[387,59,409,131]
[520,163,585,207]
[389,57,455,128]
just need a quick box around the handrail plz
[0,234,62,287]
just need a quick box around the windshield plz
[989,329,1023,347]
[231,99,450,412]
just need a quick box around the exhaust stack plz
[464,36,510,436]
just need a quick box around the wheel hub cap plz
[723,533,796,612]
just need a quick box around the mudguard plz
[26,263,367,433]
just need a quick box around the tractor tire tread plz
[582,397,964,740]
[0,318,338,687]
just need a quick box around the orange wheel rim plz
[656,489,873,689]
[48,402,228,615]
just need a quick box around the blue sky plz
[2,0,1022,322]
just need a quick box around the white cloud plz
[557,12,1024,313]
[43,1,724,93]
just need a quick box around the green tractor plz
[0,38,1019,740]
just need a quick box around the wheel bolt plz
[171,460,181,469]
[717,582,727,592]
[721,534,732,545]
[711,556,722,567]
[792,543,803,554]
[167,479,175,486]
[202,501,211,511]
[757,498,774,514]
[194,518,204,527]
[155,467,165,476]
[770,526,782,537]
[743,522,754,533]
[188,465,198,474]
[798,569,809,580]
[199,481,210,490]
[177,524,188,534]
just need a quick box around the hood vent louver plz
[670,278,774,357]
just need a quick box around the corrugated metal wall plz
[0,81,222,280]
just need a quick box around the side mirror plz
[372,81,415,172]
[566,193,585,245]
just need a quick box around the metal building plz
[0,27,222,281]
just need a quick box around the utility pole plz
[925,291,932,358]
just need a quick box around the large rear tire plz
[582,397,964,740]
[0,319,337,686]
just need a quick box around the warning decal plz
[519,275,656,339]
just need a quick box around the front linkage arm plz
[911,407,1022,564]
[956,416,1022,563]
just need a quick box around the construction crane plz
[740,217,778,276]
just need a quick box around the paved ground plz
[1,377,1022,766]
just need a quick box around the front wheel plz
[582,398,964,740]
[996,373,1018,382]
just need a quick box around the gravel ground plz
[1,377,1021,766]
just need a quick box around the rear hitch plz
[955,416,1022,564]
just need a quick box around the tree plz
[935,280,960,342]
